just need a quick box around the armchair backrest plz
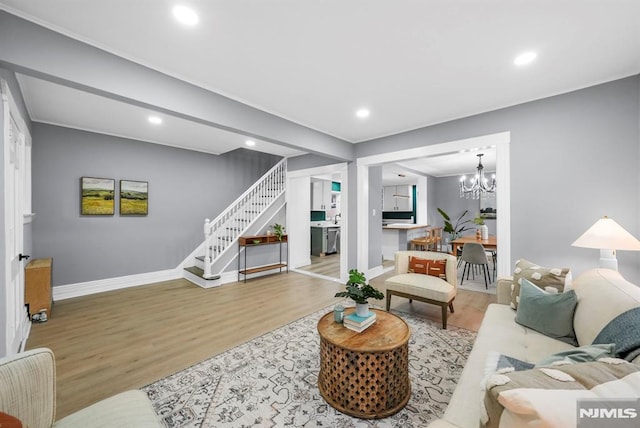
[394,250,457,288]
[0,348,56,428]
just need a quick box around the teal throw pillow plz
[536,343,615,367]
[515,279,578,346]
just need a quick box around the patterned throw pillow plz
[510,259,571,310]
[408,257,447,280]
[426,259,447,280]
[408,256,428,274]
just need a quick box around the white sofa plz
[427,268,640,428]
[0,347,161,427]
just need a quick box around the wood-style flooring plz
[27,270,495,420]
[297,253,341,278]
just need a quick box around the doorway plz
[2,78,32,357]
[357,132,511,279]
[287,163,348,283]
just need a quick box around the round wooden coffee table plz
[317,308,411,419]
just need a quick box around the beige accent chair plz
[385,251,457,328]
[0,348,162,427]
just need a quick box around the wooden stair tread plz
[184,266,220,280]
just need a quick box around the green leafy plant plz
[272,223,285,241]
[437,208,472,240]
[334,269,384,304]
[472,213,485,225]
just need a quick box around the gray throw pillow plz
[515,279,578,346]
[536,343,615,367]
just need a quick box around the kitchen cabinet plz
[383,185,412,211]
[311,225,340,256]
[311,179,333,210]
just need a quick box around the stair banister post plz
[204,218,212,278]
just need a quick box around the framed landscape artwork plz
[120,180,148,215]
[81,177,115,215]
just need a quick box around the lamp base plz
[598,249,618,271]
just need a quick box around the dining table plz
[450,234,497,257]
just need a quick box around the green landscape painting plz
[120,180,148,215]
[81,177,115,215]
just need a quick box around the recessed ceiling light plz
[356,108,370,119]
[245,140,256,147]
[514,51,537,66]
[173,5,199,26]
[148,116,162,125]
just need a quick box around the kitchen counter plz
[383,223,430,230]
[310,221,341,228]
[382,224,430,261]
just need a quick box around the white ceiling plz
[15,74,304,157]
[382,149,496,185]
[2,1,639,156]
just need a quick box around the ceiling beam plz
[0,11,354,161]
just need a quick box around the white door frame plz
[357,131,511,278]
[2,78,31,357]
[287,162,348,283]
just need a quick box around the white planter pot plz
[355,302,370,317]
[479,225,489,240]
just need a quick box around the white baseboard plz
[367,265,384,280]
[53,269,182,301]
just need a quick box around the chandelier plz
[459,153,496,199]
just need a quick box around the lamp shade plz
[571,217,640,251]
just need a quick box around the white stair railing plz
[202,159,287,279]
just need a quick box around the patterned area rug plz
[143,305,476,427]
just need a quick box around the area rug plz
[456,264,497,295]
[143,304,476,427]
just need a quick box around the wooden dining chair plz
[428,227,443,252]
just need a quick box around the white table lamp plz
[571,216,640,271]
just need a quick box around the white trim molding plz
[356,132,511,277]
[52,269,182,301]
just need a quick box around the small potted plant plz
[272,223,285,241]
[437,208,471,242]
[335,269,384,317]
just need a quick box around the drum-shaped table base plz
[317,309,411,419]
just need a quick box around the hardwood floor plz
[27,270,495,420]
[297,253,341,278]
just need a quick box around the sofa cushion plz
[511,259,571,309]
[385,273,454,302]
[441,304,574,428]
[572,269,640,347]
[515,279,578,345]
[54,390,161,428]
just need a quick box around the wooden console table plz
[317,308,411,419]
[237,234,288,282]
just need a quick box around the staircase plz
[183,159,287,288]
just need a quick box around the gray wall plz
[356,76,640,283]
[32,123,281,286]
[368,166,383,269]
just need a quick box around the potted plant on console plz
[335,269,384,317]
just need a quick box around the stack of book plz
[344,311,376,333]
